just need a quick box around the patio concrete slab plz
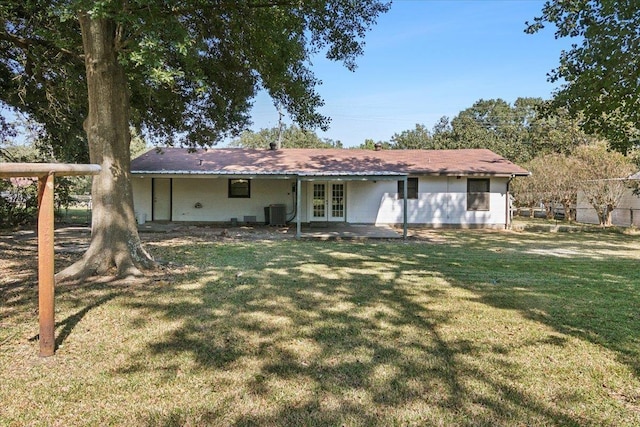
[136,221,403,240]
[300,223,402,239]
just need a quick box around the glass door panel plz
[312,183,326,220]
[330,183,345,220]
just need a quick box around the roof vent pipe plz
[269,142,277,150]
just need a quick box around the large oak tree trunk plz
[57,14,155,282]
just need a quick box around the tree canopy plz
[511,153,581,220]
[527,0,640,153]
[0,1,390,279]
[572,141,635,225]
[230,125,342,149]
[389,124,433,149]
[511,141,635,226]
[1,1,390,152]
[358,138,391,150]
[385,98,591,164]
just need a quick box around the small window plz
[397,177,418,199]
[467,178,490,211]
[228,179,251,198]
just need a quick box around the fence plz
[575,207,640,227]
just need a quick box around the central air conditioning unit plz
[268,204,287,226]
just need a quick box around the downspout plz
[505,175,515,230]
[286,181,297,223]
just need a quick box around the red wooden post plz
[37,172,56,357]
[0,163,100,357]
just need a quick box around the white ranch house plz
[130,147,529,236]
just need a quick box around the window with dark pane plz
[228,179,251,198]
[467,178,490,211]
[397,177,418,199]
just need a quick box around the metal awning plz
[130,170,407,180]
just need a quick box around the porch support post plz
[37,172,56,357]
[403,176,408,239]
[296,177,302,238]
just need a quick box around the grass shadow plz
[3,228,638,425]
[122,235,630,425]
[426,231,640,377]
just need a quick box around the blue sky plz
[243,0,573,147]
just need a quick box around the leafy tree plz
[431,116,453,149]
[528,106,594,156]
[513,154,581,220]
[450,98,536,163]
[0,177,38,227]
[419,98,594,163]
[129,127,149,160]
[547,154,582,221]
[513,143,634,225]
[573,141,635,226]
[389,124,433,149]
[0,140,39,227]
[414,98,543,163]
[628,148,640,170]
[510,173,538,218]
[0,112,17,161]
[0,1,389,280]
[527,1,640,153]
[0,140,76,226]
[230,125,342,149]
[627,148,640,197]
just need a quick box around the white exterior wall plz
[346,180,395,223]
[299,182,309,223]
[172,178,294,222]
[133,175,510,227]
[347,177,509,227]
[131,177,152,221]
[132,176,297,223]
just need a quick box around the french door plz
[310,182,345,222]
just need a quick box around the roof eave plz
[414,171,530,177]
[130,170,530,178]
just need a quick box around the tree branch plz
[247,1,299,7]
[0,31,83,63]
[0,147,17,162]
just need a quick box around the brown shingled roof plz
[130,147,530,177]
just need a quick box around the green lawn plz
[56,206,92,224]
[1,229,639,426]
